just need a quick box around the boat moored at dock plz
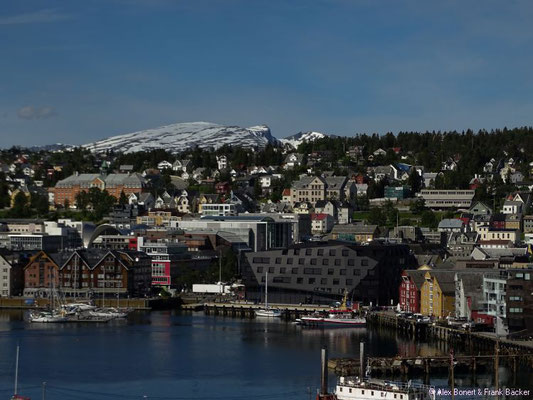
[334,377,435,400]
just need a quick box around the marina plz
[1,309,532,399]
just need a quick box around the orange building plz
[51,172,147,207]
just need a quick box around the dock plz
[329,352,533,378]
[0,297,180,311]
[182,302,331,318]
[367,311,533,353]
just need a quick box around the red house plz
[215,181,231,194]
[399,269,427,313]
[490,214,506,230]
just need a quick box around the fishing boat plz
[255,271,282,318]
[298,292,365,327]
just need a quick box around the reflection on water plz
[0,310,531,400]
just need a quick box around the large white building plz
[174,216,294,252]
[419,190,475,209]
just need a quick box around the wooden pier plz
[182,302,330,319]
[329,352,533,378]
[367,311,533,353]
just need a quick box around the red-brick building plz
[24,249,152,297]
[399,269,427,313]
[51,172,147,207]
[24,251,60,292]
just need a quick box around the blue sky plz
[1,0,533,147]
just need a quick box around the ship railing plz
[339,377,434,393]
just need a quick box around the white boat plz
[299,310,366,327]
[89,307,129,319]
[255,271,282,318]
[29,310,69,323]
[255,308,283,318]
[62,303,97,312]
[335,377,435,400]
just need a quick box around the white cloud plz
[17,106,57,120]
[0,9,72,25]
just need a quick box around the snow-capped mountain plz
[83,122,279,154]
[280,131,329,149]
[23,143,75,152]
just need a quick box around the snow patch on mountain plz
[83,122,279,154]
[280,131,329,149]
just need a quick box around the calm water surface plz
[0,310,530,399]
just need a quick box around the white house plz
[0,254,13,297]
[157,160,173,171]
[217,155,228,171]
[502,200,522,215]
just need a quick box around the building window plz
[308,278,316,284]
[333,279,339,285]
[275,258,281,264]
[310,259,317,265]
[348,259,355,266]
[297,277,303,284]
[327,268,334,275]
[335,259,341,266]
[340,269,346,275]
[280,267,286,274]
[291,268,299,274]
[257,267,263,273]
[268,267,275,273]
[306,249,312,256]
[361,259,368,266]
[299,258,305,265]
[321,278,327,285]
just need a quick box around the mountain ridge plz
[83,122,280,154]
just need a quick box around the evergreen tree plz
[11,192,30,217]
[119,190,128,206]
[408,169,422,194]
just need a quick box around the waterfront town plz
[1,129,533,339]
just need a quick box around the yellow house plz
[420,270,455,318]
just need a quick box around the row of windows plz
[256,267,363,276]
[264,276,356,286]
[262,257,366,266]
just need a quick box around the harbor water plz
[0,310,531,399]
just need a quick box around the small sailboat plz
[11,345,31,400]
[255,271,282,318]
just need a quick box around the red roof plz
[282,189,291,196]
[311,213,328,221]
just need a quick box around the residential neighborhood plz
[1,128,533,337]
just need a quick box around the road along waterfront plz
[0,310,531,399]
